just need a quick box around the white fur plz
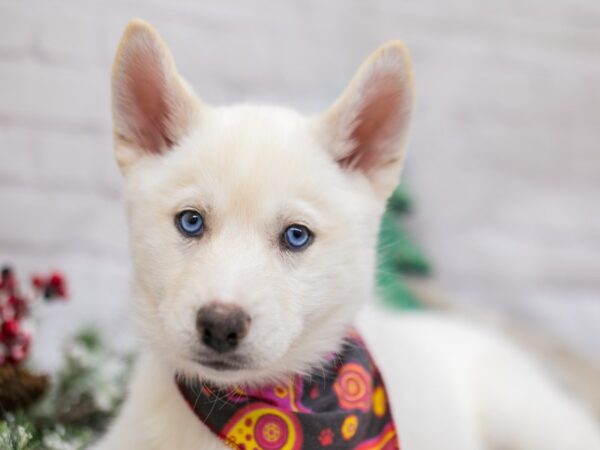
[94,20,600,450]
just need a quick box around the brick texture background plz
[1,0,599,370]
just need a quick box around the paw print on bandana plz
[318,428,334,446]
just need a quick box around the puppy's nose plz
[196,303,251,354]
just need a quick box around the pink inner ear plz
[120,49,174,153]
[338,73,406,173]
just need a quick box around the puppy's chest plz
[135,391,228,450]
[171,427,228,450]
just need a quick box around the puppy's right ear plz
[112,20,199,171]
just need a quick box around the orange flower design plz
[334,363,373,411]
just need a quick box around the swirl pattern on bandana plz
[176,332,400,449]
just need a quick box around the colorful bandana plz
[176,332,399,450]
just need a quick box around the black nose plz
[196,303,251,354]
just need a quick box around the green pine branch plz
[376,187,431,309]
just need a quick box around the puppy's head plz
[112,20,414,386]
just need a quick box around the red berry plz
[2,319,20,338]
[8,295,28,319]
[49,272,64,287]
[46,272,68,299]
[31,275,45,289]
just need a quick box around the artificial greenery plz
[377,188,430,309]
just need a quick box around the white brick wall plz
[1,0,599,370]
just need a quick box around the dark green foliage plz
[0,412,94,450]
[387,187,413,214]
[376,188,430,309]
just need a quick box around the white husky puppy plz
[94,20,600,450]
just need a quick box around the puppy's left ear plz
[318,41,414,200]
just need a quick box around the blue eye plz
[176,210,204,237]
[282,224,312,251]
